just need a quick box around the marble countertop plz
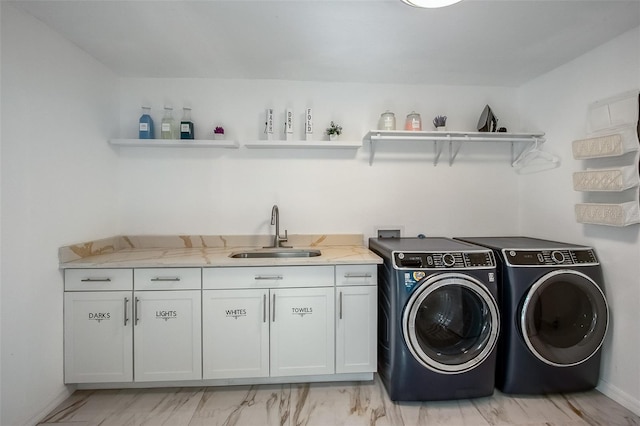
[59,234,382,269]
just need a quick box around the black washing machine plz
[455,236,609,394]
[369,237,500,401]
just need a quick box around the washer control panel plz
[503,248,598,266]
[393,250,495,270]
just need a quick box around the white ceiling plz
[9,0,640,87]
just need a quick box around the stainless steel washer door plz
[402,273,500,374]
[521,269,609,367]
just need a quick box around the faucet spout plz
[267,204,290,248]
[271,205,280,246]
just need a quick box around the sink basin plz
[230,249,322,259]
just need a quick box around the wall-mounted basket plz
[572,90,640,227]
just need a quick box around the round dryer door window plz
[402,273,500,374]
[520,270,609,367]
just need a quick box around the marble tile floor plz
[39,376,640,426]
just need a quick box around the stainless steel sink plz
[229,249,322,259]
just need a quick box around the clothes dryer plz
[369,237,500,401]
[455,236,609,394]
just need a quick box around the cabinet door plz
[270,287,335,377]
[64,291,133,383]
[336,286,377,374]
[134,290,201,382]
[202,289,269,379]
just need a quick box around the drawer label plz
[156,310,177,321]
[292,307,313,317]
[225,309,247,320]
[88,312,110,323]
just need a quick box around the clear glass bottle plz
[405,111,422,131]
[161,106,178,139]
[138,106,154,139]
[180,107,194,140]
[379,110,396,130]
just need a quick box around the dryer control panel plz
[393,250,495,270]
[503,248,599,266]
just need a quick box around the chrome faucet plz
[268,204,291,248]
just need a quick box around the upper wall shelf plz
[364,130,546,166]
[109,139,239,148]
[244,139,362,149]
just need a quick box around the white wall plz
[4,2,636,424]
[518,26,640,414]
[0,5,119,425]
[116,79,524,239]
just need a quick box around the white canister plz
[379,111,396,130]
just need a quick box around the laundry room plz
[1,1,639,425]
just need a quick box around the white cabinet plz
[64,268,134,384]
[203,266,336,378]
[64,268,202,384]
[270,287,335,377]
[133,268,202,382]
[335,265,377,374]
[65,262,377,385]
[202,288,269,379]
[64,290,133,383]
[133,290,202,382]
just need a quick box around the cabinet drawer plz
[204,266,334,289]
[65,269,133,291]
[134,268,201,290]
[335,265,377,286]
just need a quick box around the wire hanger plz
[512,138,561,173]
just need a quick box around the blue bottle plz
[139,106,155,139]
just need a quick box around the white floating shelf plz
[364,130,546,166]
[244,140,362,149]
[109,139,239,148]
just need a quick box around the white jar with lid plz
[379,111,396,130]
[405,111,422,131]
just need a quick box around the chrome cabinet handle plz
[134,297,140,325]
[272,294,276,322]
[124,297,129,326]
[81,278,111,282]
[150,277,181,282]
[344,273,372,278]
[255,275,283,280]
[263,293,267,323]
[339,292,343,320]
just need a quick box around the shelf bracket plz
[511,139,537,166]
[433,141,443,166]
[369,138,377,166]
[448,135,465,166]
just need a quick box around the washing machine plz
[369,237,500,401]
[455,236,609,394]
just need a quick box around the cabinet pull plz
[150,277,181,282]
[272,294,276,322]
[81,277,111,282]
[339,291,343,320]
[255,275,283,281]
[263,293,267,323]
[124,297,129,326]
[135,297,140,325]
[344,273,372,278]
